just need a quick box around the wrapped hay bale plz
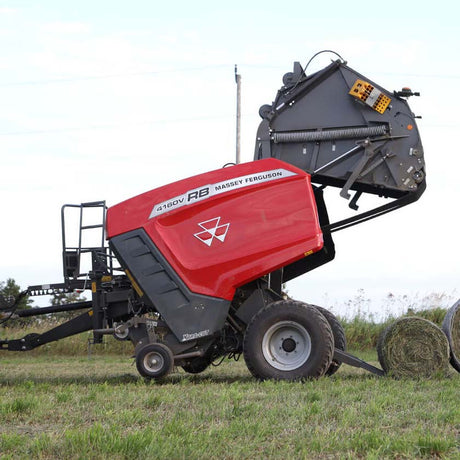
[442,300,460,373]
[377,317,450,378]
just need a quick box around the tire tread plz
[243,300,334,380]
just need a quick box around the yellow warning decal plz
[101,276,112,283]
[349,79,391,114]
[304,250,314,257]
[92,282,97,293]
[125,269,144,297]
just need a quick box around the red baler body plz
[107,159,323,300]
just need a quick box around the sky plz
[1,0,459,318]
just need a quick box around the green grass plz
[0,305,458,458]
[0,354,459,459]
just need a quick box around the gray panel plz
[255,61,425,199]
[110,229,230,342]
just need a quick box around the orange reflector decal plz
[349,79,391,114]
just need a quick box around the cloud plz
[0,7,17,14]
[39,21,90,35]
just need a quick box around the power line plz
[0,64,230,87]
[1,62,458,89]
[0,114,234,136]
[377,72,460,80]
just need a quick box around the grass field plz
[1,349,459,459]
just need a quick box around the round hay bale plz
[377,317,450,378]
[442,300,460,373]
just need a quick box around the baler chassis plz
[1,53,428,381]
[1,203,382,378]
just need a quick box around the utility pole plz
[235,65,241,164]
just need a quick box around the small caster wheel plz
[136,343,174,379]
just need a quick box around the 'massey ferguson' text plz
[149,168,296,218]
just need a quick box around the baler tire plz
[442,300,460,373]
[243,300,334,381]
[136,343,174,379]
[182,357,211,374]
[311,305,346,376]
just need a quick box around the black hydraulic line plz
[13,301,93,318]
[0,290,28,312]
[0,290,29,326]
[269,60,342,120]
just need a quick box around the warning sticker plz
[149,168,296,218]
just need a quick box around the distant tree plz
[0,278,33,310]
[0,278,34,327]
[51,291,86,306]
[49,291,87,321]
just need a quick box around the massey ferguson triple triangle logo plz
[194,217,230,247]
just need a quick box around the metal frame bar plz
[323,184,425,234]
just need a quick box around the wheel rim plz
[113,324,129,340]
[143,351,165,373]
[262,320,311,371]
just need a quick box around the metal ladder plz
[61,201,111,282]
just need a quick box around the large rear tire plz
[312,305,346,376]
[243,300,334,381]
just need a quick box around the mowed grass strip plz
[0,354,459,459]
